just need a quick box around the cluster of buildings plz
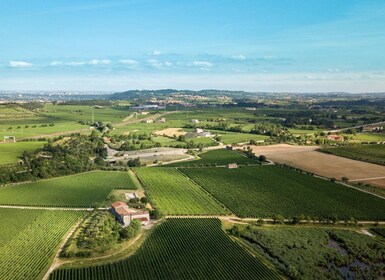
[111,201,150,227]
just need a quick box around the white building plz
[111,201,150,227]
[191,119,200,124]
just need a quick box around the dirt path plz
[42,218,85,280]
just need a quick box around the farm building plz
[111,201,149,227]
[195,128,204,134]
[156,117,166,123]
[327,134,344,141]
[191,119,200,124]
[227,163,238,169]
[245,107,256,111]
[142,119,154,124]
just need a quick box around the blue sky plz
[1,0,385,92]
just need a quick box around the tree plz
[341,177,349,183]
[127,158,141,167]
[258,155,267,162]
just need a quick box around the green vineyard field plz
[50,218,281,280]
[0,209,84,280]
[0,171,135,207]
[133,168,228,215]
[321,144,385,165]
[181,166,385,219]
[167,148,258,167]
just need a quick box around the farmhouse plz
[191,119,200,124]
[156,117,166,123]
[111,201,149,227]
[195,128,204,134]
[227,163,238,169]
[327,134,344,141]
[142,119,154,124]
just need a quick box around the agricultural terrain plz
[0,171,135,207]
[0,208,84,280]
[0,141,46,165]
[50,218,282,280]
[181,166,385,219]
[249,144,385,188]
[168,149,258,167]
[321,144,385,166]
[233,225,385,279]
[133,168,228,215]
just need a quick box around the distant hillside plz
[108,89,257,100]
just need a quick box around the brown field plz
[154,127,186,137]
[249,144,385,188]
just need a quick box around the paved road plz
[327,120,385,133]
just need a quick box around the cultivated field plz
[0,208,83,280]
[154,127,187,137]
[0,171,135,207]
[0,141,46,165]
[181,166,385,219]
[168,149,258,167]
[249,144,385,188]
[50,218,281,280]
[321,144,385,166]
[133,168,228,215]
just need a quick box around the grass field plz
[50,218,281,280]
[321,144,385,165]
[210,130,269,144]
[0,209,83,280]
[0,141,46,165]
[0,171,135,207]
[168,149,258,167]
[133,168,228,215]
[181,166,385,219]
[236,225,385,280]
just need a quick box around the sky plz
[1,0,385,92]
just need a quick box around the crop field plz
[0,141,46,165]
[181,166,385,219]
[236,225,385,279]
[348,133,385,142]
[50,218,281,280]
[169,149,258,167]
[0,171,135,207]
[321,144,385,165]
[43,104,130,123]
[133,168,228,215]
[0,209,83,280]
[250,144,385,188]
[370,228,385,238]
[210,130,269,144]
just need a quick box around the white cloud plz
[88,59,110,65]
[150,50,162,56]
[119,59,138,65]
[147,59,172,69]
[190,61,213,68]
[231,54,246,60]
[9,61,33,68]
[50,61,63,66]
[66,61,86,66]
[327,68,341,73]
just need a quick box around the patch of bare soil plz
[249,144,385,188]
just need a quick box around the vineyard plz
[50,218,281,280]
[0,171,135,207]
[370,228,385,238]
[0,141,46,165]
[133,168,228,215]
[167,148,258,167]
[0,209,84,280]
[320,144,385,165]
[181,166,385,219]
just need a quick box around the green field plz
[50,218,281,280]
[321,144,385,165]
[181,166,385,219]
[133,168,228,215]
[235,225,385,280]
[169,149,258,167]
[211,130,269,144]
[0,171,135,207]
[0,141,46,165]
[0,208,83,280]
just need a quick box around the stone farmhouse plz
[111,201,149,227]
